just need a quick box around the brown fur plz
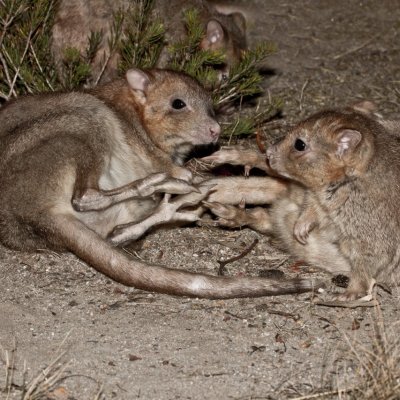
[204,105,400,300]
[0,68,319,299]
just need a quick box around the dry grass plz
[1,339,105,400]
[290,303,400,400]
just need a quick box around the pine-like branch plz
[0,0,281,138]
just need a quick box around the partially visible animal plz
[52,0,247,84]
[203,103,400,300]
[0,68,319,299]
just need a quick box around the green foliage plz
[213,42,277,109]
[165,8,279,137]
[221,98,283,140]
[167,8,225,86]
[0,0,58,98]
[0,0,280,138]
[118,0,165,72]
[60,47,92,90]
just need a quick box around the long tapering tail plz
[51,214,323,299]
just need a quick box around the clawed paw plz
[137,173,198,197]
[201,146,262,171]
[108,223,130,246]
[202,201,248,228]
[201,146,243,166]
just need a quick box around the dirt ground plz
[1,0,400,399]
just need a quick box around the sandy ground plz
[1,1,400,399]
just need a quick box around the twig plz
[227,117,240,145]
[267,309,300,321]
[299,79,309,111]
[333,34,379,60]
[0,52,14,98]
[2,34,33,97]
[217,238,259,275]
[8,27,33,96]
[93,50,113,86]
[0,1,25,49]
[23,351,69,399]
[29,43,55,91]
[313,299,379,308]
[290,388,353,400]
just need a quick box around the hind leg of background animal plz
[201,146,270,174]
[202,201,272,234]
[72,172,198,212]
[108,184,215,246]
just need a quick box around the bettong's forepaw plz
[202,201,249,228]
[201,146,262,172]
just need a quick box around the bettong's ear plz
[350,100,383,119]
[126,69,151,104]
[336,129,362,159]
[205,20,225,46]
[350,100,377,114]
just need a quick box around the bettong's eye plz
[171,99,186,109]
[294,138,306,151]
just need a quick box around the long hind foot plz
[109,184,215,246]
[73,173,198,212]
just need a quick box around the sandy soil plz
[1,1,400,399]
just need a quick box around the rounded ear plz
[205,20,224,45]
[336,129,362,158]
[126,69,150,104]
[351,100,378,115]
[350,100,383,120]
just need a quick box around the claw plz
[153,179,200,195]
[171,187,212,209]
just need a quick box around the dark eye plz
[294,138,306,151]
[172,99,186,109]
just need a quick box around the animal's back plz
[0,91,117,250]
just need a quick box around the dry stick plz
[23,351,69,399]
[217,238,259,276]
[290,388,353,400]
[2,29,34,98]
[299,79,309,112]
[94,50,113,86]
[0,1,24,48]
[313,299,379,308]
[3,339,16,400]
[29,43,54,91]
[0,8,17,98]
[267,309,300,321]
[333,34,379,60]
[0,52,13,99]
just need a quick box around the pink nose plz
[210,123,221,140]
